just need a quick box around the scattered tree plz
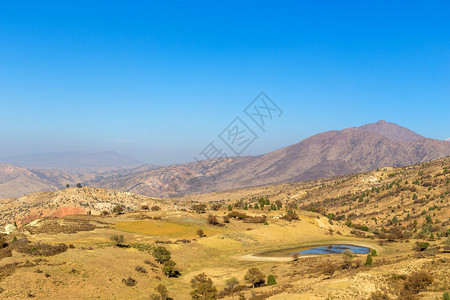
[153,284,169,300]
[76,183,82,188]
[152,246,171,264]
[244,268,265,288]
[365,254,373,266]
[197,229,205,238]
[267,274,277,286]
[191,273,217,300]
[162,260,177,277]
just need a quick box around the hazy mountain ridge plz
[1,121,449,199]
[0,151,144,173]
[85,121,450,197]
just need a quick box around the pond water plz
[291,244,370,255]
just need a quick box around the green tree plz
[365,254,373,266]
[76,183,82,188]
[66,184,70,188]
[162,260,177,277]
[267,274,277,286]
[244,268,265,288]
[190,273,217,300]
[152,246,171,264]
[370,249,378,257]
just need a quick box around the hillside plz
[87,121,450,197]
[0,157,448,299]
[0,187,168,227]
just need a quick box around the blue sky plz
[1,1,449,164]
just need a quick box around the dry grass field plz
[0,157,449,299]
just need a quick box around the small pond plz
[291,244,370,255]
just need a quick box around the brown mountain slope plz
[87,121,450,197]
[359,120,425,141]
[0,164,96,198]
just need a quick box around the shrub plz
[371,249,378,257]
[192,204,207,213]
[122,277,136,286]
[140,205,149,210]
[365,254,373,266]
[267,274,277,286]
[443,291,450,300]
[151,206,161,211]
[13,240,68,256]
[281,212,299,221]
[244,268,265,288]
[191,273,217,300]
[227,211,247,220]
[223,216,230,223]
[162,260,178,277]
[414,241,430,251]
[110,235,125,246]
[153,284,169,300]
[112,205,124,214]
[321,261,338,277]
[207,215,219,225]
[152,246,171,264]
[341,250,354,267]
[402,271,433,295]
[197,229,205,238]
[135,265,147,274]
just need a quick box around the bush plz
[112,205,124,214]
[122,277,136,286]
[14,240,68,256]
[443,291,450,300]
[402,271,433,295]
[151,206,161,211]
[281,212,299,221]
[162,260,178,277]
[227,211,247,220]
[414,241,430,251]
[191,273,217,300]
[197,229,205,238]
[192,204,207,213]
[223,216,230,223]
[135,265,147,274]
[140,205,149,210]
[152,246,171,264]
[244,268,265,288]
[267,274,277,286]
[371,249,378,257]
[153,284,169,300]
[207,215,219,225]
[365,254,373,266]
[110,235,125,246]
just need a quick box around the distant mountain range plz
[1,121,449,198]
[0,151,143,173]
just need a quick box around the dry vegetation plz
[0,157,448,299]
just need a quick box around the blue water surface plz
[291,244,370,255]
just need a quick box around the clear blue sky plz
[1,1,449,164]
